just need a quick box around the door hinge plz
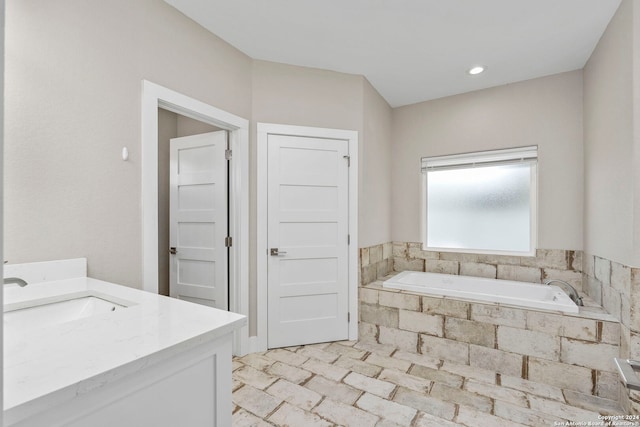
[225,236,232,247]
[343,155,350,167]
[347,234,351,245]
[225,149,232,160]
[348,312,351,322]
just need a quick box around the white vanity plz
[3,259,246,427]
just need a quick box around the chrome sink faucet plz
[544,279,583,306]
[3,277,28,287]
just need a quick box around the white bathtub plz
[383,271,579,314]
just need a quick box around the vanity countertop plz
[3,276,246,415]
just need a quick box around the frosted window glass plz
[427,163,533,252]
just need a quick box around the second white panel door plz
[170,131,228,310]
[267,134,350,348]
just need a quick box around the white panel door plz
[170,131,228,310]
[267,134,350,348]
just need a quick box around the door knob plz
[169,247,177,255]
[270,248,287,256]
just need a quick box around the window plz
[421,146,537,255]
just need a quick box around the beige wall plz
[391,71,584,251]
[361,79,392,246]
[4,1,392,338]
[176,115,222,137]
[251,60,364,130]
[584,0,639,267]
[4,0,252,286]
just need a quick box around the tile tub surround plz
[360,242,394,285]
[360,243,640,412]
[359,273,621,406]
[360,242,583,288]
[582,253,640,414]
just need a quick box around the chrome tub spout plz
[543,279,583,306]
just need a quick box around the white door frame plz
[141,80,250,355]
[256,123,358,352]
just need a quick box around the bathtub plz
[383,271,579,314]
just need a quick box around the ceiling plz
[164,0,621,107]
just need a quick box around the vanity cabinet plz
[4,259,246,427]
[9,335,234,427]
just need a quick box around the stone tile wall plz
[359,242,393,285]
[359,281,621,404]
[360,242,583,289]
[582,254,640,414]
[357,242,639,412]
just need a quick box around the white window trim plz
[421,146,538,257]
[421,146,538,171]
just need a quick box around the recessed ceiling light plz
[468,66,486,75]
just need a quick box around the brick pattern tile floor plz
[232,340,622,426]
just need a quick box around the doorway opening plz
[158,110,224,301]
[142,81,249,355]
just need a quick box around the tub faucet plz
[4,277,28,287]
[544,279,583,306]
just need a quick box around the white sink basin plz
[4,294,128,330]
